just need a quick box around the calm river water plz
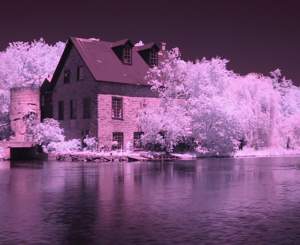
[1,158,300,244]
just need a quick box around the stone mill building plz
[41,37,166,150]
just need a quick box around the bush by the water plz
[31,118,81,153]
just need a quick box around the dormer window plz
[111,39,134,65]
[123,45,132,64]
[137,43,159,67]
[149,49,158,67]
[77,65,84,81]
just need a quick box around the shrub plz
[83,136,98,151]
[32,118,65,147]
[46,139,81,153]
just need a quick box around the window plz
[123,46,132,64]
[77,66,84,81]
[112,97,123,120]
[58,101,64,120]
[133,132,144,149]
[41,95,45,107]
[81,129,90,138]
[64,70,70,83]
[149,49,158,67]
[83,97,91,119]
[70,100,77,119]
[112,132,124,150]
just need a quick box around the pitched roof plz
[40,79,51,92]
[136,42,159,51]
[52,37,162,87]
[111,39,133,48]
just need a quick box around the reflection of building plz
[41,37,165,149]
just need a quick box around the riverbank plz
[0,147,197,162]
[2,146,300,162]
[47,151,191,162]
[234,147,300,158]
[45,148,300,162]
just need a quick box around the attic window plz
[112,40,134,65]
[138,44,159,67]
[123,46,132,64]
[64,70,70,83]
[77,66,84,81]
[149,49,158,67]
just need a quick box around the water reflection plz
[1,158,300,244]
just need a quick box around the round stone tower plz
[9,87,40,142]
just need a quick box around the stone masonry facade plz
[98,94,160,149]
[43,37,163,150]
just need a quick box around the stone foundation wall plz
[97,94,160,149]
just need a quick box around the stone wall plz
[0,143,10,160]
[9,87,40,142]
[98,94,160,149]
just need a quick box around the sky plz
[1,0,300,84]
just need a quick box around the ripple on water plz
[0,158,300,244]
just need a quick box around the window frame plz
[81,129,90,138]
[122,45,132,65]
[58,100,64,121]
[70,99,77,119]
[133,132,144,149]
[112,132,124,150]
[63,70,71,83]
[112,96,123,120]
[149,49,158,67]
[41,95,45,107]
[77,65,84,81]
[82,97,91,119]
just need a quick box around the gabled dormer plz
[137,43,159,67]
[111,39,134,65]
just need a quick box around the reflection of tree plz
[61,163,99,244]
[37,163,100,244]
[2,159,300,244]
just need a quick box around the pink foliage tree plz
[139,48,300,154]
[0,39,64,114]
[0,39,64,139]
